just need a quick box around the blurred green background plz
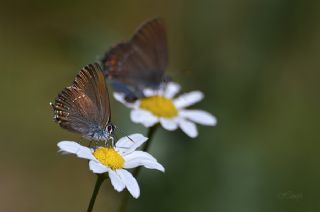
[1,0,319,211]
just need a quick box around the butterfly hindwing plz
[51,63,111,139]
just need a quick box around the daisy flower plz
[57,134,164,198]
[113,82,217,138]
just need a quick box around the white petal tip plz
[211,119,218,126]
[113,186,124,192]
[206,114,218,126]
[206,116,217,126]
[57,140,71,147]
[130,190,140,199]
[57,141,79,153]
[113,92,125,101]
[188,134,198,138]
[158,166,165,172]
[154,163,165,172]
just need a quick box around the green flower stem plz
[118,124,159,212]
[87,174,106,212]
[133,124,159,177]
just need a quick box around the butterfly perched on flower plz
[102,18,217,137]
[101,18,168,102]
[50,63,115,141]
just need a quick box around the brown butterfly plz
[101,18,168,101]
[50,63,114,141]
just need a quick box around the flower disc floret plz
[140,95,178,118]
[93,147,124,170]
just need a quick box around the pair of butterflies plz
[51,18,168,141]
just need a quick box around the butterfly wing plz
[102,18,168,99]
[51,63,111,138]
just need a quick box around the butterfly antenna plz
[163,77,170,91]
[158,77,168,96]
[111,126,132,150]
[114,125,135,144]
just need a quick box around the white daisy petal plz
[108,170,125,192]
[116,169,140,198]
[178,118,198,138]
[57,141,95,160]
[160,118,178,131]
[124,160,165,171]
[89,160,108,174]
[113,92,126,103]
[143,88,158,97]
[113,92,137,108]
[130,109,159,127]
[124,151,157,163]
[179,110,217,126]
[173,91,204,109]
[116,134,148,155]
[124,151,165,171]
[164,82,181,98]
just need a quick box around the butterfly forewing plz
[102,18,168,98]
[130,17,168,73]
[52,63,111,139]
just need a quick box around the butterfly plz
[101,18,168,101]
[50,63,114,141]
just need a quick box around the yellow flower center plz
[93,147,124,170]
[140,95,178,118]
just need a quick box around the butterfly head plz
[85,122,115,142]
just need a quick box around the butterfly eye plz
[107,124,114,134]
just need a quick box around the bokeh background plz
[1,0,319,211]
